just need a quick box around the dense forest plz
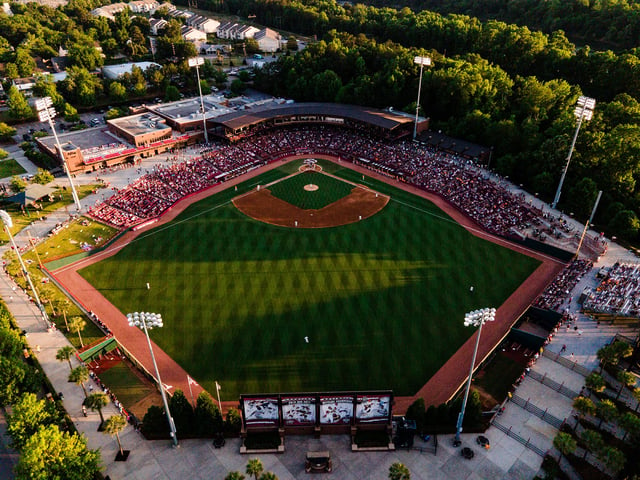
[183,0,640,244]
[363,0,640,51]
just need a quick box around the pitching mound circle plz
[304,184,319,191]
[233,185,389,228]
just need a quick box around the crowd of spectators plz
[87,125,555,239]
[533,258,593,312]
[583,262,640,317]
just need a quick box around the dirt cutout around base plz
[234,182,389,228]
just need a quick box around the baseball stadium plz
[49,103,566,420]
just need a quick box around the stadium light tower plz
[551,96,596,210]
[454,307,496,445]
[0,210,51,330]
[35,97,81,212]
[188,57,209,144]
[127,312,178,447]
[413,56,432,140]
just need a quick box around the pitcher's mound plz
[234,186,389,228]
[304,184,319,191]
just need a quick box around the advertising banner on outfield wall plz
[242,397,280,427]
[281,396,316,426]
[319,395,354,425]
[355,394,391,424]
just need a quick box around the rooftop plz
[148,96,233,125]
[108,112,171,137]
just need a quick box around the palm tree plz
[68,366,89,397]
[258,473,278,480]
[86,393,109,424]
[68,316,86,348]
[56,298,71,331]
[246,459,263,480]
[553,432,577,462]
[103,414,127,456]
[388,462,411,480]
[224,472,245,480]
[56,346,75,372]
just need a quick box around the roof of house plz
[254,28,280,41]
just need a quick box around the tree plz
[103,414,127,456]
[596,399,618,428]
[67,42,103,71]
[194,391,222,436]
[85,392,109,424]
[405,397,426,433]
[230,79,247,95]
[259,473,278,480]
[224,473,245,480]
[7,393,60,450]
[63,103,80,122]
[10,175,27,193]
[616,370,636,400]
[619,412,640,442]
[0,328,23,358]
[553,432,576,461]
[69,365,89,398]
[32,168,54,185]
[573,396,596,419]
[599,446,626,475]
[56,346,75,371]
[388,462,411,480]
[585,373,606,393]
[141,405,169,436]
[580,429,604,457]
[68,316,86,347]
[169,389,194,435]
[607,210,640,241]
[15,424,100,480]
[0,122,17,142]
[0,149,8,160]
[15,47,36,77]
[165,85,181,102]
[225,407,242,434]
[246,458,264,480]
[109,81,128,102]
[7,85,33,121]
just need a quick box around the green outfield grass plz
[79,159,541,400]
[268,171,354,209]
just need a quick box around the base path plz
[52,154,565,413]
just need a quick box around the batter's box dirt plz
[233,185,390,228]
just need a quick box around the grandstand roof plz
[210,103,414,131]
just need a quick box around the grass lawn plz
[79,159,541,400]
[268,171,353,209]
[0,158,26,178]
[97,361,155,411]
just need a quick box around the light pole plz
[454,307,496,445]
[188,57,209,144]
[575,190,602,259]
[127,312,178,447]
[35,97,81,212]
[0,210,51,330]
[413,55,432,140]
[551,96,596,210]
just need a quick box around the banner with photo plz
[319,395,354,425]
[355,394,391,424]
[242,397,280,427]
[281,395,316,426]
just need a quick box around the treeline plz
[0,301,101,479]
[364,0,640,51]
[253,30,640,240]
[217,0,640,104]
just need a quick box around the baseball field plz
[78,159,541,400]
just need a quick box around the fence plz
[528,370,580,399]
[542,349,592,377]
[490,420,546,456]
[510,394,566,429]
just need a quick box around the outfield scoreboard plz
[240,391,393,430]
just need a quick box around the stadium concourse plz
[1,127,638,479]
